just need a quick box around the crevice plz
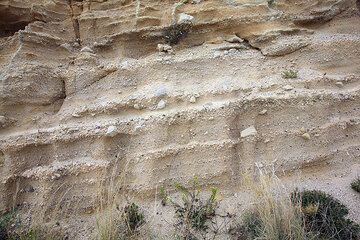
[67,0,82,45]
[240,37,264,55]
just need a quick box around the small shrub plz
[163,23,192,45]
[159,186,169,206]
[351,177,360,193]
[282,70,298,79]
[267,0,275,7]
[172,177,218,232]
[0,211,15,239]
[123,203,145,234]
[161,177,231,239]
[292,189,360,240]
[0,210,42,240]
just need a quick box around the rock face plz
[0,0,360,238]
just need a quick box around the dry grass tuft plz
[239,173,310,240]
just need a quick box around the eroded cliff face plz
[1,0,360,238]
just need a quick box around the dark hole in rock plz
[0,22,31,37]
[0,8,35,37]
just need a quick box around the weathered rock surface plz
[0,0,360,238]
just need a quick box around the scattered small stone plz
[264,138,270,143]
[300,127,306,133]
[241,126,257,138]
[178,13,195,24]
[106,126,118,137]
[213,51,222,58]
[0,116,6,125]
[335,81,344,88]
[157,44,173,53]
[80,46,94,53]
[225,35,244,43]
[229,48,237,54]
[259,109,267,115]
[157,100,166,110]
[301,132,311,140]
[72,113,81,118]
[189,96,196,103]
[134,104,141,110]
[283,85,294,91]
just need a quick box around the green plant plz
[282,70,298,79]
[0,211,15,240]
[238,174,308,240]
[0,210,41,240]
[163,23,192,45]
[123,203,145,234]
[172,177,217,232]
[159,186,169,206]
[267,0,275,7]
[161,177,231,240]
[351,177,360,193]
[16,229,39,240]
[292,189,360,240]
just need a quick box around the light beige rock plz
[241,126,257,138]
[0,0,359,239]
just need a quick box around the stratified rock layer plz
[1,0,360,238]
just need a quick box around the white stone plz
[226,35,244,43]
[80,46,94,53]
[241,126,257,138]
[283,85,294,91]
[301,132,311,140]
[157,44,172,52]
[157,100,166,109]
[134,104,141,110]
[259,109,267,115]
[178,13,195,24]
[189,96,196,103]
[335,81,344,87]
[0,116,6,125]
[106,126,118,137]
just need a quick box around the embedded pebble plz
[106,126,118,137]
[259,109,268,115]
[157,100,166,109]
[301,133,311,140]
[283,85,294,91]
[241,126,257,138]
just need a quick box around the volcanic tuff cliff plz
[1,0,360,238]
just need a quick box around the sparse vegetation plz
[161,176,232,240]
[123,203,145,234]
[237,174,309,240]
[267,0,275,7]
[0,210,45,240]
[351,177,360,193]
[97,202,145,240]
[292,189,360,240]
[282,69,298,79]
[96,160,147,240]
[163,23,192,45]
[0,211,15,240]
